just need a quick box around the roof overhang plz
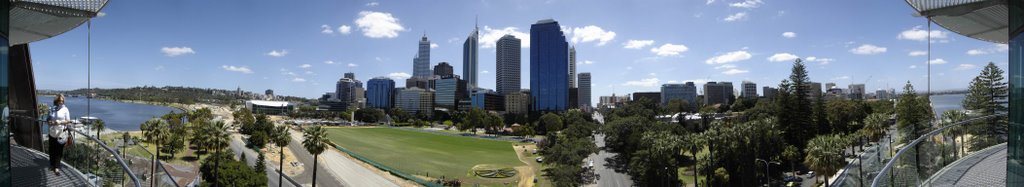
[906,0,1008,44]
[10,0,109,45]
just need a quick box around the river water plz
[930,94,966,117]
[38,95,181,131]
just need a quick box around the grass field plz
[324,127,527,186]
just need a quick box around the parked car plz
[536,157,543,163]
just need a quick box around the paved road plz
[229,133,343,187]
[585,134,632,187]
[288,129,398,187]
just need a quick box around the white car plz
[536,157,543,163]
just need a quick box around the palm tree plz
[209,120,231,185]
[302,126,329,187]
[93,119,106,139]
[142,118,169,187]
[781,145,799,178]
[272,125,292,187]
[804,134,847,187]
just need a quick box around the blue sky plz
[31,0,1008,104]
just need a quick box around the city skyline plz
[28,0,1008,105]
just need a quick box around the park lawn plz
[324,127,526,186]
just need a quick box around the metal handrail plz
[67,125,144,187]
[870,113,1007,187]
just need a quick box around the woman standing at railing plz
[47,94,72,176]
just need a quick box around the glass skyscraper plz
[463,24,479,89]
[496,34,521,96]
[1009,2,1023,183]
[530,19,569,112]
[366,77,396,109]
[413,35,431,79]
[578,72,591,109]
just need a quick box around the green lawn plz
[324,127,527,186]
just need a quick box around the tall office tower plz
[434,76,468,110]
[496,34,521,95]
[578,72,592,109]
[433,62,454,78]
[344,72,355,80]
[413,35,432,79]
[681,82,698,111]
[661,84,685,105]
[463,22,479,89]
[366,77,396,109]
[703,81,735,106]
[530,19,570,112]
[742,81,758,99]
[569,45,576,88]
[763,86,778,99]
[806,82,823,99]
[848,84,866,100]
[336,77,359,109]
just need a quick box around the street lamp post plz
[755,158,782,187]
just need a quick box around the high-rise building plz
[367,77,395,109]
[463,23,479,89]
[504,91,530,114]
[703,81,734,106]
[496,34,521,96]
[806,82,823,99]
[578,72,592,109]
[471,89,504,111]
[849,84,866,100]
[530,19,570,112]
[395,87,433,116]
[336,77,359,109]
[742,81,758,99]
[569,88,579,109]
[661,84,684,105]
[413,35,432,79]
[825,82,837,90]
[406,77,428,89]
[632,92,661,103]
[434,76,468,110]
[763,86,778,99]
[875,89,890,100]
[345,72,356,80]
[434,62,454,78]
[569,45,576,88]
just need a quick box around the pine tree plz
[962,62,1008,150]
[256,152,267,174]
[813,96,830,134]
[780,59,816,149]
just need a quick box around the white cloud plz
[221,65,253,74]
[292,78,307,82]
[954,64,977,70]
[479,26,530,48]
[782,32,796,38]
[583,60,595,64]
[650,43,690,56]
[299,64,312,69]
[849,44,887,55]
[355,11,405,38]
[570,25,617,46]
[714,64,737,69]
[626,66,633,70]
[648,73,658,76]
[909,65,917,69]
[266,50,289,57]
[623,78,659,87]
[928,58,947,64]
[767,53,799,62]
[430,43,439,49]
[831,75,851,80]
[722,69,749,75]
[305,71,315,75]
[908,50,928,56]
[804,56,835,65]
[966,44,1009,55]
[898,26,948,41]
[321,25,334,34]
[154,65,164,70]
[324,60,336,64]
[623,40,655,49]
[97,12,107,17]
[723,12,748,22]
[338,25,352,35]
[481,70,490,74]
[347,63,358,67]
[388,72,411,80]
[705,50,752,64]
[365,2,379,6]
[729,0,763,8]
[706,0,716,5]
[161,47,195,57]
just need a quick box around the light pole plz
[755,158,781,187]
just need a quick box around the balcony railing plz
[871,113,1008,187]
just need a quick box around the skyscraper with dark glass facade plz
[496,34,521,96]
[530,19,569,112]
[463,24,479,89]
[366,77,395,109]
